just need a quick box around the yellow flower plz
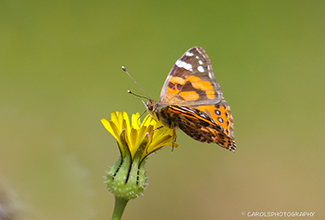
[101,111,177,200]
[101,111,177,162]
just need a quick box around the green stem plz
[111,196,129,220]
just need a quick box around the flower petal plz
[131,113,141,129]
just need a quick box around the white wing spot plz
[175,60,193,71]
[209,72,214,79]
[186,51,194,57]
[197,66,204,73]
[196,56,199,59]
[198,60,203,65]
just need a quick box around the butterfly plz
[143,46,236,151]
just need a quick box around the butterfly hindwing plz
[165,104,236,151]
[195,100,235,138]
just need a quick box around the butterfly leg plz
[153,125,164,131]
[171,129,177,151]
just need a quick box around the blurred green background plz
[1,1,324,219]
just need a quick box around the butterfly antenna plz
[122,66,151,99]
[127,90,149,101]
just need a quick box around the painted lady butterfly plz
[144,46,236,152]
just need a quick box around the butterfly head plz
[142,99,158,117]
[143,99,171,127]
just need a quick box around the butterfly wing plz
[166,104,236,151]
[155,46,236,151]
[159,46,223,106]
[195,100,235,139]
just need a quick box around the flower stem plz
[111,196,129,220]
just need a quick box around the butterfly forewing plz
[159,46,223,106]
